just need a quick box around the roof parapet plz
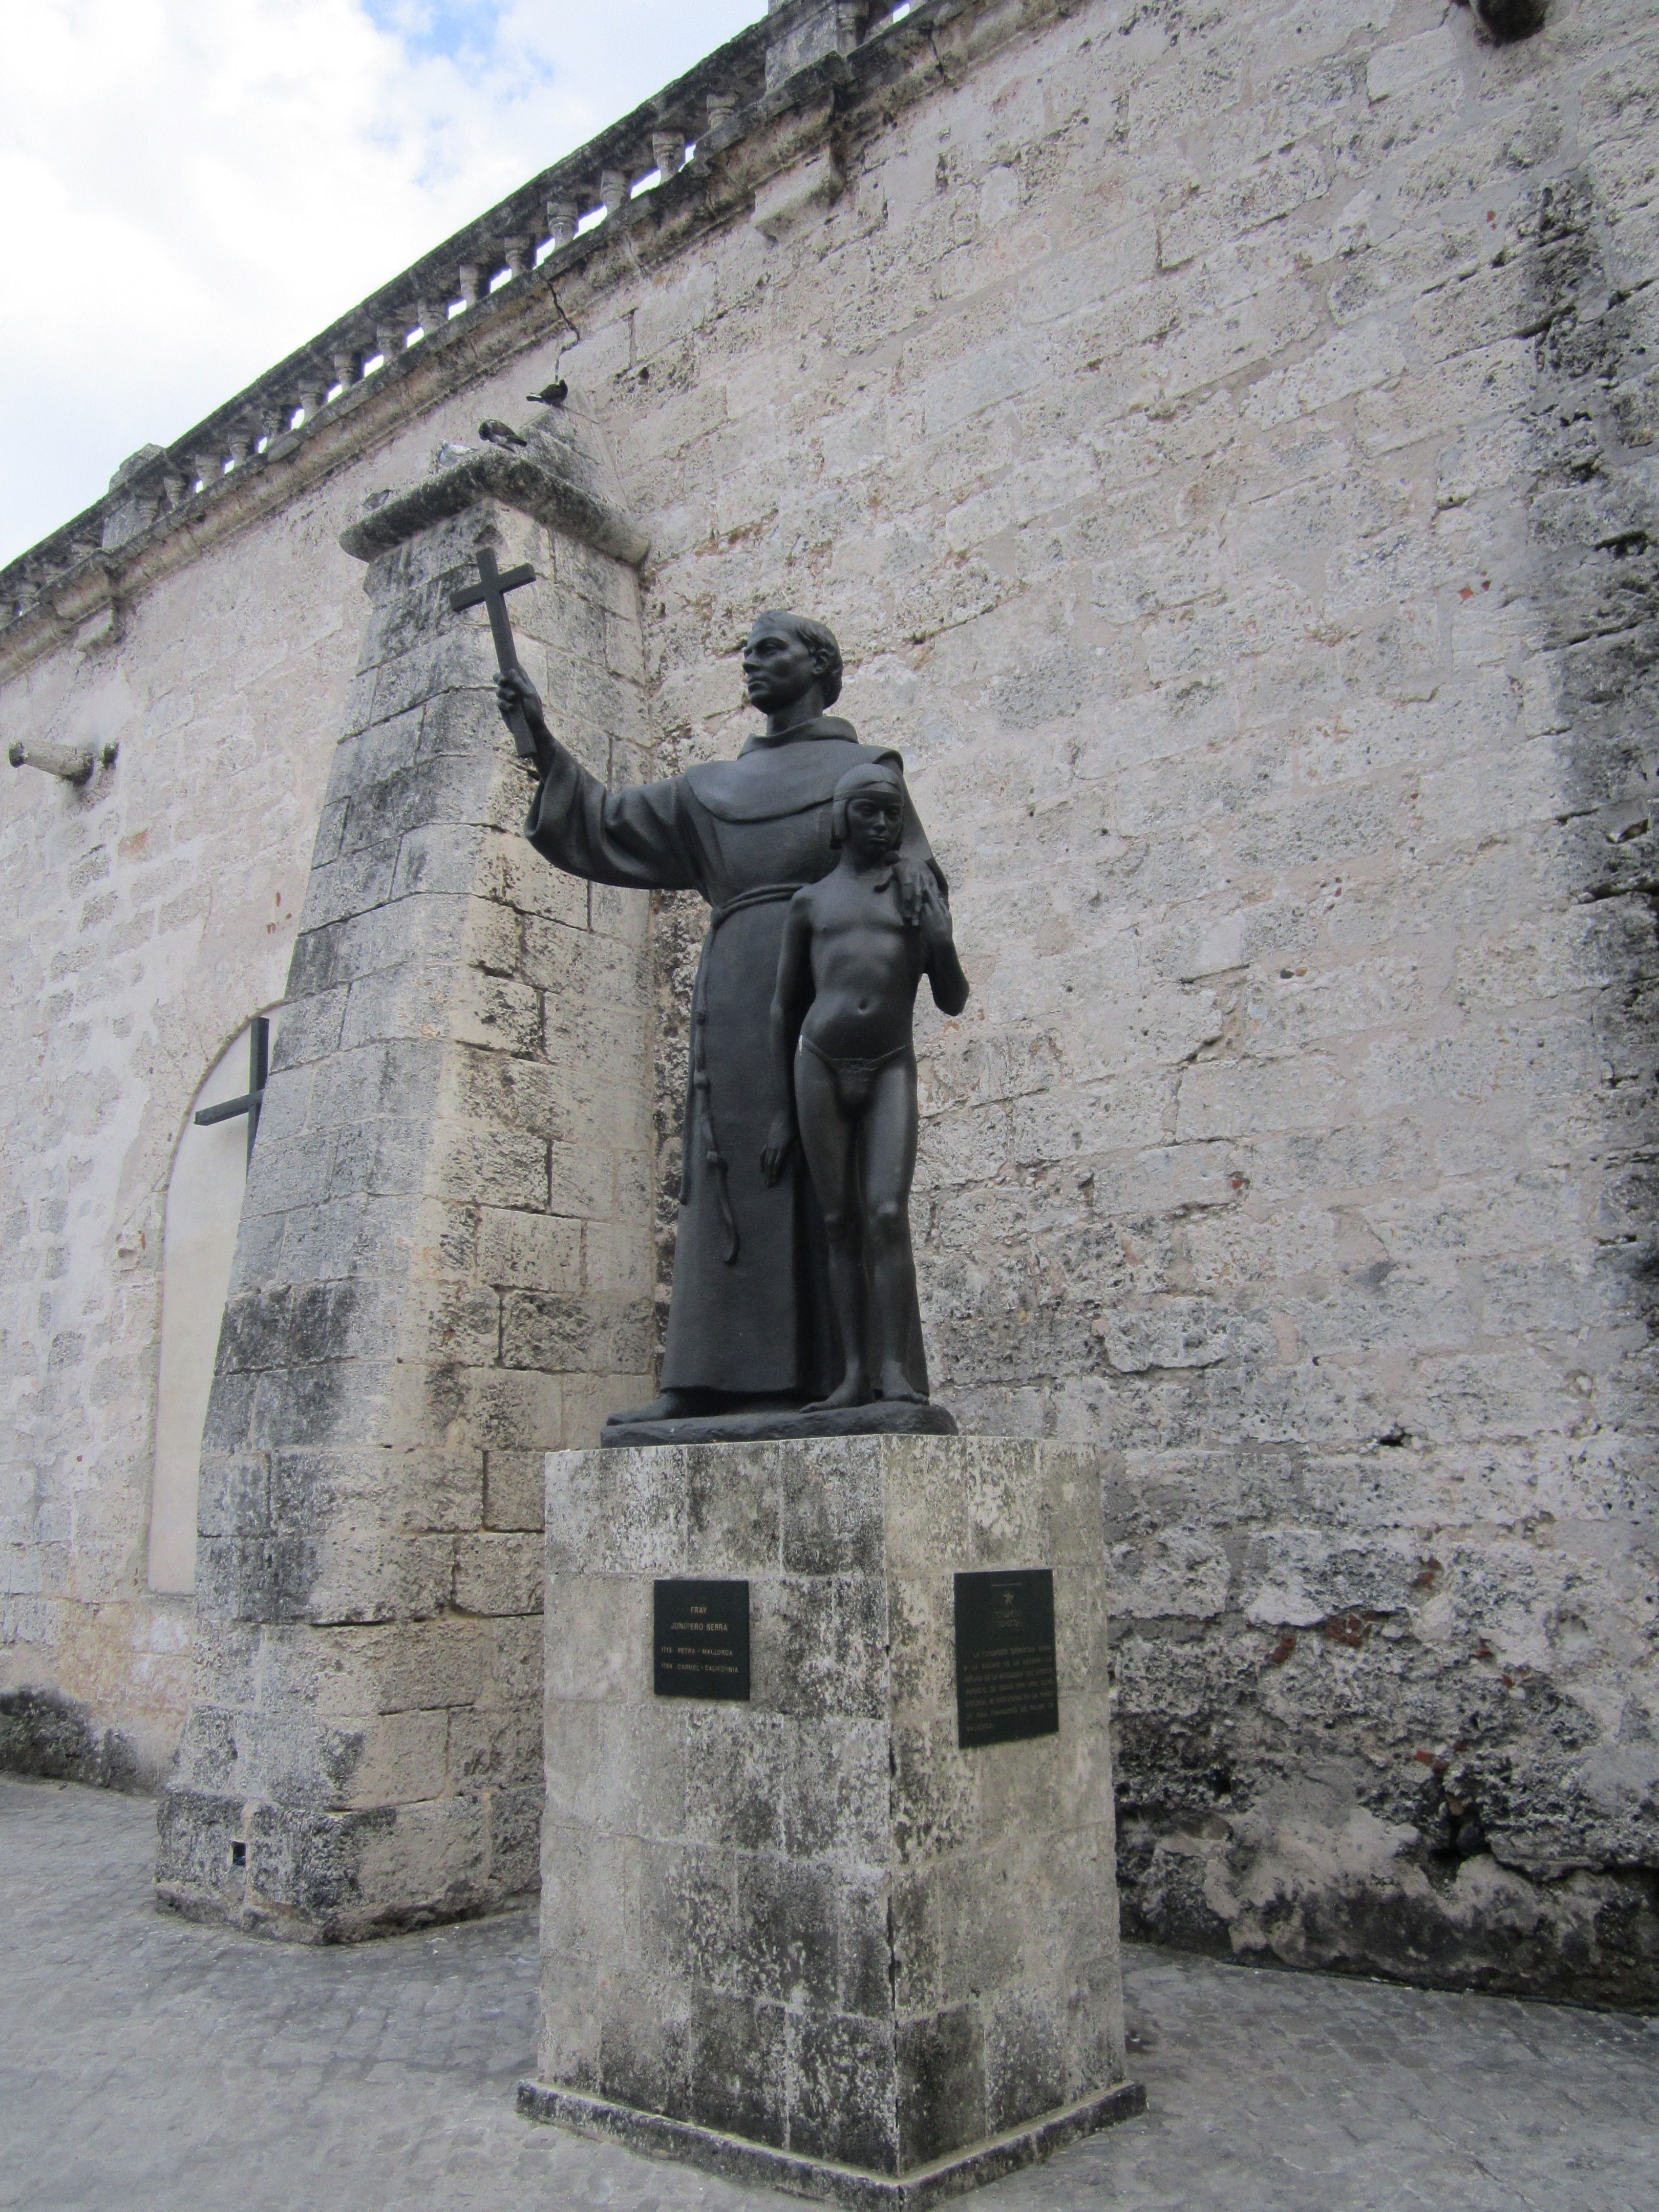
[0,0,959,670]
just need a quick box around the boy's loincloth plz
[798,1032,913,1112]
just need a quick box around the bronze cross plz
[194,1016,269,1164]
[450,546,538,757]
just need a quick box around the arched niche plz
[146,1019,269,1594]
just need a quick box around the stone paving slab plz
[2,1777,1654,2211]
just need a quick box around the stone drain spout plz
[7,736,118,783]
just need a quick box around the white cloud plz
[0,0,760,565]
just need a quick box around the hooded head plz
[830,756,905,849]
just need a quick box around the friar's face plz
[743,621,821,712]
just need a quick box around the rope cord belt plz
[683,883,803,1263]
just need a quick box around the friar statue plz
[496,613,947,1427]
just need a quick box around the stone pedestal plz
[520,1435,1141,2206]
[155,411,657,1939]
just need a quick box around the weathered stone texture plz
[576,0,1656,2002]
[0,455,358,1783]
[3,0,1657,1991]
[156,424,655,1936]
[529,1435,1131,2192]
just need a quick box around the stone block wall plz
[157,446,656,1935]
[3,0,1656,1992]
[0,461,358,1783]
[548,0,1659,2000]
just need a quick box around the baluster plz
[295,374,328,421]
[458,257,493,306]
[193,451,224,494]
[331,341,361,391]
[707,92,738,131]
[652,130,686,180]
[375,318,409,363]
[546,196,578,249]
[504,236,534,279]
[415,285,452,336]
[600,167,631,218]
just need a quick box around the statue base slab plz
[601,1399,958,1448]
[527,1434,1137,2200]
[516,2077,1145,2210]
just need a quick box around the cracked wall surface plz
[2,0,1655,1994]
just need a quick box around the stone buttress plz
[156,411,656,1938]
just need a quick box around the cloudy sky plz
[0,1,760,566]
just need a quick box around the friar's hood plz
[687,716,904,824]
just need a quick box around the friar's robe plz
[524,715,940,1400]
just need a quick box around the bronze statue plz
[497,612,953,1433]
[763,759,968,1410]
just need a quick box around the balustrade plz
[415,285,452,335]
[0,2,787,626]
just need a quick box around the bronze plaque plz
[653,1578,751,1701]
[953,1568,1059,1748]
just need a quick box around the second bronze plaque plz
[953,1568,1059,1748]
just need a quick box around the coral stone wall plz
[0,484,360,1782]
[3,0,1655,1994]
[560,0,1658,1999]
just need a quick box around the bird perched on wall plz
[527,379,568,408]
[479,419,530,449]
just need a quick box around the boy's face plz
[844,786,903,857]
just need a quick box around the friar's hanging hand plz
[894,854,942,929]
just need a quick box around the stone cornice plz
[338,445,651,568]
[0,0,1053,684]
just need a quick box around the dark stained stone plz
[897,2004,985,2170]
[689,1987,788,2149]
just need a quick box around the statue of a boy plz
[762,759,970,1408]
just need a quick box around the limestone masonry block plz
[3,0,1654,2002]
[524,1435,1137,2202]
[154,440,651,1937]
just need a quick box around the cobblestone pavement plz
[2,1777,1654,2211]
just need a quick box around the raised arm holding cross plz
[450,547,541,761]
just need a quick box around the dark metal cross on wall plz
[451,547,539,757]
[193,1016,269,1163]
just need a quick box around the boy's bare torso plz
[796,871,921,1063]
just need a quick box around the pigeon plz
[527,379,568,408]
[478,419,530,449]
